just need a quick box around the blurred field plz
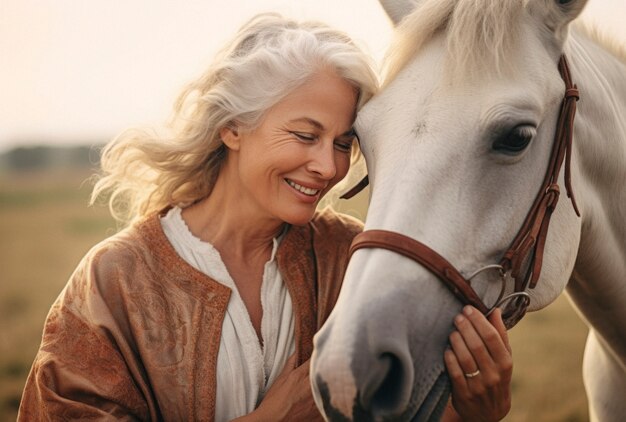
[0,170,588,421]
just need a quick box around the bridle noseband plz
[343,56,581,329]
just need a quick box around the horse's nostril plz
[363,352,409,415]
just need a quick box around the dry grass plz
[0,172,588,421]
[0,170,117,420]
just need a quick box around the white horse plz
[311,0,626,420]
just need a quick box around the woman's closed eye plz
[334,128,356,153]
[334,138,354,153]
[290,131,317,142]
[289,130,353,152]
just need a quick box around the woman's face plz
[223,69,358,226]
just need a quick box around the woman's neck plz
[181,173,284,261]
[182,166,286,344]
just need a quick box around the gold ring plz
[464,369,480,378]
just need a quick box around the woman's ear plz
[220,124,241,151]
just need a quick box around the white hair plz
[91,13,378,225]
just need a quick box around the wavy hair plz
[91,13,378,225]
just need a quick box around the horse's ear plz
[379,0,419,26]
[536,0,589,42]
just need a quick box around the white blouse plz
[160,207,295,421]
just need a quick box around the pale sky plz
[0,0,624,152]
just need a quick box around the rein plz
[344,55,581,329]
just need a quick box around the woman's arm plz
[19,247,153,421]
[232,355,324,422]
[442,307,513,422]
[19,302,149,421]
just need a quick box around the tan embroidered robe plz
[19,208,362,421]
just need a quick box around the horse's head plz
[311,0,588,419]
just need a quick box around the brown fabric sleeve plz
[19,303,149,421]
[18,245,155,421]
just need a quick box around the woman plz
[19,13,511,421]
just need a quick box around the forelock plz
[383,0,529,85]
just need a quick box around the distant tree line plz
[0,144,104,172]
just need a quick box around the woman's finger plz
[452,309,496,373]
[448,324,481,377]
[283,353,298,372]
[488,308,512,354]
[460,306,510,366]
[444,347,469,393]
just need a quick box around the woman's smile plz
[283,178,326,205]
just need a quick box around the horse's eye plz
[492,125,536,154]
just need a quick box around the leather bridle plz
[342,55,581,329]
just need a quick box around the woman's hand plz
[237,354,323,422]
[443,306,513,422]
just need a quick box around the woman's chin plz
[281,208,317,226]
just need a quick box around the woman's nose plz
[307,142,337,179]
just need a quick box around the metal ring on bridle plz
[467,264,508,314]
[466,264,505,281]
[485,291,531,317]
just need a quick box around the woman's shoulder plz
[64,213,183,307]
[278,207,362,264]
[309,207,364,240]
[81,214,164,274]
[71,212,229,302]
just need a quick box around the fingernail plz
[455,314,464,324]
[463,305,473,316]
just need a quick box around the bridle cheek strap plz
[345,56,580,329]
[500,56,581,291]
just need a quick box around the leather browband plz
[347,55,581,328]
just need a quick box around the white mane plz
[574,20,626,64]
[383,0,528,85]
[382,0,626,86]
